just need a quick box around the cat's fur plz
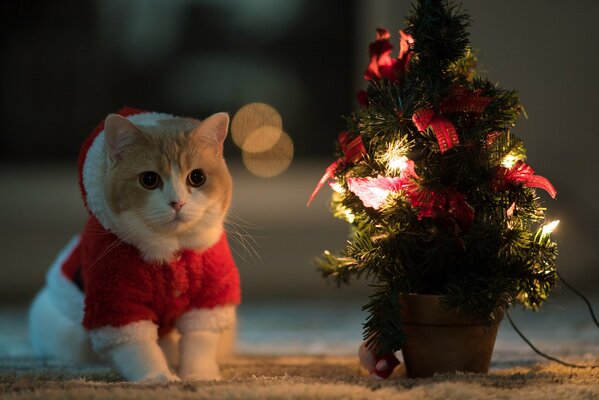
[29,109,240,383]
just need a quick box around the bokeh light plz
[231,102,283,148]
[242,131,294,178]
[232,102,294,178]
[242,125,283,154]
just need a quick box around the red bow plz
[412,87,493,153]
[407,187,475,232]
[307,132,367,206]
[412,108,459,154]
[498,160,557,198]
[440,87,492,114]
[364,29,414,82]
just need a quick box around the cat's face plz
[101,113,231,259]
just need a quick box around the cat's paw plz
[138,370,180,384]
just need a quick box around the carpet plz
[2,355,599,400]
[1,300,598,399]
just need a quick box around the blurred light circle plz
[242,125,283,154]
[231,103,282,148]
[242,131,294,178]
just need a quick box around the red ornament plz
[406,186,446,219]
[485,131,504,146]
[446,190,475,232]
[356,90,369,107]
[346,158,417,210]
[307,132,367,206]
[347,175,405,210]
[396,30,415,77]
[364,29,414,82]
[372,353,401,379]
[338,131,367,164]
[439,86,493,114]
[497,160,557,198]
[407,187,474,232]
[412,86,493,154]
[412,108,460,153]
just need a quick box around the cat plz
[28,108,241,383]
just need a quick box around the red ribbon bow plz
[364,28,414,82]
[440,87,492,114]
[307,132,367,206]
[500,160,557,198]
[412,87,493,153]
[412,108,459,154]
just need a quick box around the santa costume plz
[30,108,240,362]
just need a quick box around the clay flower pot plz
[400,294,503,378]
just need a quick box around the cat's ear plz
[104,114,145,162]
[190,112,229,158]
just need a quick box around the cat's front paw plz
[138,370,181,384]
[180,363,222,381]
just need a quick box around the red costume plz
[60,108,240,336]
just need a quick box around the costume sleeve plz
[190,233,241,310]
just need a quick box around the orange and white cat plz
[29,108,241,383]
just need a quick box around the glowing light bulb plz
[382,140,411,174]
[388,155,409,173]
[501,154,519,169]
[343,209,355,223]
[542,220,560,236]
[329,182,344,193]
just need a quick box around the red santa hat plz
[77,107,143,212]
[76,107,177,229]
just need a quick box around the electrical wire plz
[557,271,599,329]
[507,272,599,369]
[506,311,599,369]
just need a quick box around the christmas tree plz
[309,0,559,356]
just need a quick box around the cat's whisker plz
[224,218,262,264]
[226,224,261,254]
[89,237,124,269]
[89,218,157,268]
[82,227,119,236]
[226,210,266,230]
[226,237,251,263]
[224,217,270,243]
[226,230,259,264]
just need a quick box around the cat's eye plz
[187,169,206,188]
[139,171,161,190]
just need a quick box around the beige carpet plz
[2,300,599,399]
[2,355,599,400]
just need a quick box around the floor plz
[2,295,598,361]
[1,298,598,399]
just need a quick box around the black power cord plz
[557,271,599,329]
[507,272,599,369]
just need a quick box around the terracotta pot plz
[399,293,503,378]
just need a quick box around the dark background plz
[1,0,598,303]
[1,0,353,160]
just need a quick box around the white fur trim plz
[90,320,158,353]
[82,112,173,231]
[176,305,236,334]
[81,111,225,263]
[45,236,85,323]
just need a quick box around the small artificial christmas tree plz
[309,0,559,357]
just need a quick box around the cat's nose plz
[169,201,186,212]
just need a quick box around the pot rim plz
[399,293,505,326]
